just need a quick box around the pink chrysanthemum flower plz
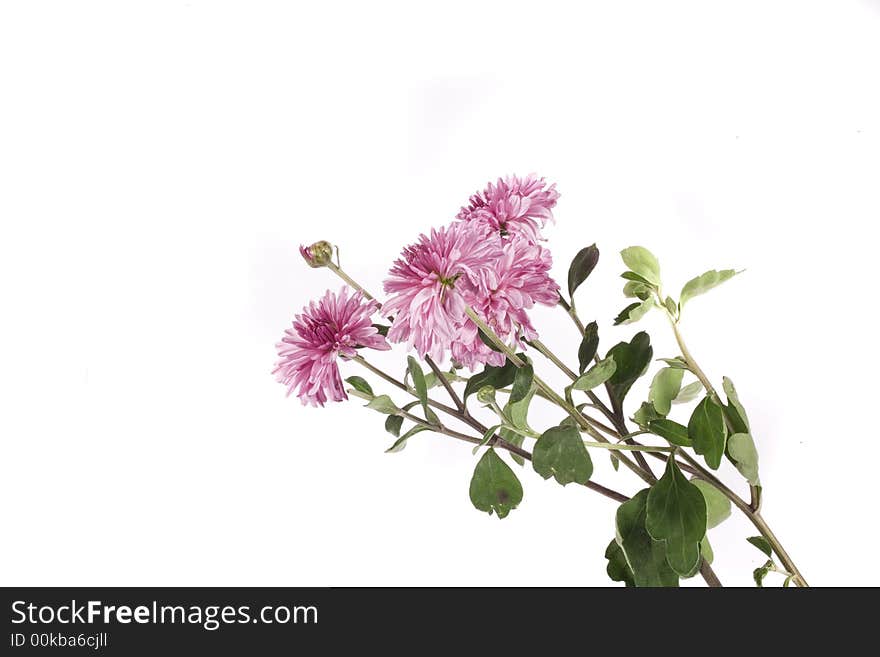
[457,174,560,243]
[452,236,560,369]
[383,222,502,362]
[274,287,389,406]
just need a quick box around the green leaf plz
[722,376,750,433]
[664,296,679,319]
[680,269,738,307]
[620,270,654,285]
[577,321,599,374]
[673,380,703,404]
[407,356,430,418]
[606,332,653,416]
[623,280,652,300]
[614,298,654,325]
[690,479,731,529]
[509,363,534,404]
[463,356,522,400]
[385,425,429,453]
[688,396,728,469]
[620,246,661,286]
[613,302,641,326]
[747,536,774,558]
[567,244,600,300]
[648,368,684,416]
[754,560,772,587]
[633,402,663,429]
[499,426,526,466]
[472,424,502,455]
[506,385,536,432]
[477,327,504,352]
[648,418,691,446]
[572,357,617,391]
[616,490,679,587]
[384,415,404,437]
[372,323,390,337]
[532,425,594,486]
[469,448,523,519]
[345,376,374,396]
[605,539,635,587]
[658,357,689,369]
[646,458,707,576]
[700,536,714,565]
[728,433,760,485]
[366,395,400,415]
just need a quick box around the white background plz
[2,0,878,587]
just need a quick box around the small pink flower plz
[452,236,560,369]
[382,222,502,362]
[274,287,389,406]
[457,174,560,243]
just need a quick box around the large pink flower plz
[457,174,559,243]
[452,236,560,369]
[383,222,502,362]
[274,287,389,406]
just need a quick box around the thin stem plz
[326,261,374,301]
[424,354,466,414]
[583,441,674,453]
[557,295,586,335]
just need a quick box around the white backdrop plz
[2,0,879,587]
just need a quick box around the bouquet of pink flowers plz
[274,175,806,588]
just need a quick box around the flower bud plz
[476,385,496,405]
[299,240,334,268]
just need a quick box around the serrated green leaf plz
[648,418,691,446]
[573,357,617,391]
[577,321,599,374]
[616,489,679,587]
[568,244,600,300]
[469,448,523,519]
[345,376,373,396]
[690,479,731,529]
[646,458,707,576]
[621,246,661,286]
[680,269,738,307]
[747,536,773,558]
[728,433,760,485]
[605,539,635,587]
[649,367,684,416]
[385,425,429,453]
[673,380,703,404]
[688,396,727,470]
[366,395,400,415]
[722,376,750,433]
[532,425,594,486]
[607,332,653,416]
